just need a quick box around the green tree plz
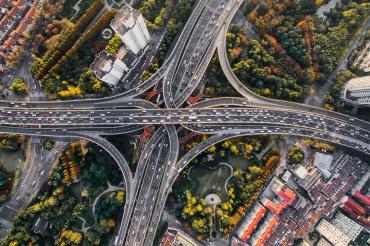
[287,146,305,164]
[105,34,123,54]
[9,78,28,95]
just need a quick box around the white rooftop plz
[341,76,370,106]
[293,165,308,179]
[313,152,333,179]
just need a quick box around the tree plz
[0,134,25,151]
[33,0,104,78]
[43,140,55,150]
[287,146,305,164]
[9,78,28,95]
[95,191,124,221]
[230,145,239,155]
[0,167,12,204]
[58,85,81,98]
[105,34,122,54]
[191,218,209,236]
[248,166,264,177]
[207,145,216,153]
[55,229,83,245]
[86,230,101,245]
[107,219,116,228]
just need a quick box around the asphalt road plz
[1,0,370,245]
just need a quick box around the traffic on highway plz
[0,0,369,245]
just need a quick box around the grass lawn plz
[84,206,95,226]
[70,182,82,201]
[227,154,255,171]
[0,149,24,173]
[0,146,25,188]
[188,164,231,201]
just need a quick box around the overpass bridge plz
[1,0,369,245]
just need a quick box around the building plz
[341,76,370,107]
[236,202,266,241]
[0,0,39,72]
[261,177,297,215]
[313,152,333,179]
[290,164,322,191]
[110,5,150,55]
[261,197,285,215]
[116,45,138,67]
[353,191,370,207]
[316,237,332,246]
[293,165,308,180]
[331,212,368,243]
[270,178,296,206]
[160,227,199,246]
[353,41,370,72]
[341,196,367,216]
[90,51,128,87]
[249,213,279,246]
[316,219,351,246]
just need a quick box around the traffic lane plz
[2,110,369,144]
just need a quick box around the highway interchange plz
[0,0,370,245]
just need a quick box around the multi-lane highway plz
[0,106,369,143]
[1,0,370,245]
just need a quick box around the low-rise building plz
[331,212,368,243]
[270,178,296,206]
[160,227,199,246]
[313,152,333,179]
[316,219,351,246]
[0,0,39,71]
[292,165,321,191]
[236,202,266,241]
[353,41,370,72]
[249,213,279,246]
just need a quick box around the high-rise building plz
[90,47,138,87]
[110,5,150,55]
[90,51,128,87]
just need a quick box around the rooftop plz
[236,202,266,241]
[110,5,141,35]
[293,165,308,180]
[316,219,351,246]
[160,228,199,246]
[90,50,127,86]
[341,76,370,106]
[90,51,117,79]
[116,45,137,67]
[313,152,333,179]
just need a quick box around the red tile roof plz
[255,216,279,246]
[240,206,267,241]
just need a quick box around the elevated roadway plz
[1,0,370,245]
